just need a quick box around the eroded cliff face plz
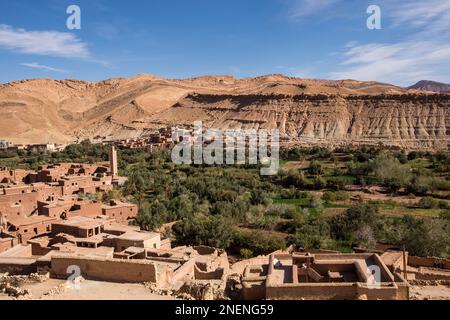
[147,93,450,150]
[0,74,448,150]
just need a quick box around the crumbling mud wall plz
[408,256,450,270]
[194,264,225,280]
[51,255,157,283]
[0,258,37,275]
[266,283,357,300]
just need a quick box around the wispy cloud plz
[329,41,450,86]
[329,0,450,86]
[0,24,90,58]
[21,62,70,74]
[289,0,339,18]
[387,0,450,34]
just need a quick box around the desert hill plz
[0,74,448,150]
[408,80,450,93]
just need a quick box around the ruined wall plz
[194,264,225,280]
[0,258,37,275]
[355,283,399,300]
[242,280,266,300]
[169,258,195,284]
[266,283,357,300]
[51,255,157,283]
[266,281,400,300]
[408,256,450,270]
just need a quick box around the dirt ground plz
[0,278,175,300]
[410,285,450,300]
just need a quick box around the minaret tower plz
[109,145,118,178]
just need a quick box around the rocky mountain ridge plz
[0,74,448,150]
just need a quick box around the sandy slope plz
[0,74,448,149]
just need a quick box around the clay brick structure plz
[37,196,102,219]
[0,146,135,247]
[51,255,157,283]
[101,200,138,223]
[241,252,409,300]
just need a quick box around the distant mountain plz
[408,80,450,93]
[0,74,448,150]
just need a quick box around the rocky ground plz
[0,273,175,300]
[2,272,449,300]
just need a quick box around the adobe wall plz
[114,236,160,252]
[194,264,225,280]
[0,258,37,275]
[66,202,102,219]
[194,246,216,255]
[16,219,55,243]
[355,283,399,300]
[169,258,196,284]
[0,192,39,218]
[408,256,450,270]
[0,186,63,219]
[396,283,409,300]
[242,280,266,300]
[160,238,172,250]
[51,255,157,283]
[102,205,137,223]
[0,237,17,254]
[30,242,52,256]
[266,283,357,300]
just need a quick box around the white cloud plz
[387,0,450,34]
[289,0,339,18]
[0,24,90,58]
[329,41,450,86]
[21,62,70,74]
[329,0,450,86]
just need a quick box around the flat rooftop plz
[9,215,57,227]
[52,216,104,230]
[116,231,160,241]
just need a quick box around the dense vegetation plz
[1,143,449,258]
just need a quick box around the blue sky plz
[0,0,449,86]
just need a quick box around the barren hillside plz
[0,74,448,150]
